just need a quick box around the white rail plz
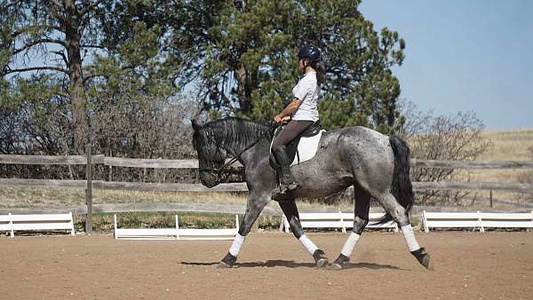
[0,212,75,238]
[281,211,398,233]
[114,214,239,240]
[422,210,533,232]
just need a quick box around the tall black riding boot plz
[273,145,298,193]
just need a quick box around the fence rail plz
[1,178,531,195]
[1,154,532,194]
[410,159,533,169]
[1,153,532,232]
[3,154,533,169]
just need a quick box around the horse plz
[191,117,431,270]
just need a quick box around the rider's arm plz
[274,98,302,123]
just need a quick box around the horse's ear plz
[191,119,201,131]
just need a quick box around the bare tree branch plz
[11,25,63,39]
[81,44,105,49]
[13,38,66,55]
[3,66,68,75]
[51,50,68,65]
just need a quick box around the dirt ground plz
[0,231,531,300]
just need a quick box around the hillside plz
[473,129,533,183]
[465,129,533,208]
[479,129,533,161]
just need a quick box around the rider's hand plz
[274,115,291,124]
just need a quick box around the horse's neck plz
[215,121,270,158]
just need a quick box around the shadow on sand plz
[181,260,400,270]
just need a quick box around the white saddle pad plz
[290,130,325,166]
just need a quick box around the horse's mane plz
[201,117,271,152]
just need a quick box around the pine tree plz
[0,0,181,154]
[190,0,406,133]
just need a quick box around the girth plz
[270,120,322,168]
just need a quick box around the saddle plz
[270,121,325,168]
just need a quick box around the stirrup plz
[279,181,298,194]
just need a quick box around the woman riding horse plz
[272,45,323,194]
[191,47,431,271]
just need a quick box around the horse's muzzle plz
[199,171,220,188]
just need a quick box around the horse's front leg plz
[218,192,270,268]
[279,199,328,268]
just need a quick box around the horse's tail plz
[377,135,415,224]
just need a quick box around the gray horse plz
[192,118,431,270]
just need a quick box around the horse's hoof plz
[313,249,328,268]
[411,248,433,271]
[316,257,329,268]
[217,261,233,269]
[218,252,237,269]
[327,254,349,270]
[420,253,433,270]
[326,263,343,270]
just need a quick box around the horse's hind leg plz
[279,199,328,268]
[376,192,432,270]
[329,186,370,270]
[219,193,270,268]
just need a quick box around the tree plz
[0,74,69,154]
[185,0,406,133]
[400,101,492,205]
[1,0,408,160]
[0,0,106,153]
[0,0,183,155]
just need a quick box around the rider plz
[272,45,322,193]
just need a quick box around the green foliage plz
[192,0,406,133]
[0,74,70,154]
[1,0,182,155]
[2,0,409,157]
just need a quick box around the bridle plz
[198,122,278,185]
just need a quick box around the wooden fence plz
[1,151,532,233]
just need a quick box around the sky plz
[359,0,533,130]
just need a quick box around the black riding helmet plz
[298,46,321,63]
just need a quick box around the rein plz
[199,122,278,184]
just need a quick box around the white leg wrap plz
[341,232,361,257]
[299,234,319,255]
[229,233,246,256]
[401,224,420,252]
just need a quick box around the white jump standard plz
[114,214,239,241]
[0,212,75,238]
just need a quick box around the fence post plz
[85,144,93,234]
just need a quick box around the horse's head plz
[192,119,228,188]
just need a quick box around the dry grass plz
[0,186,344,212]
[478,129,533,161]
[451,129,533,207]
[0,187,249,209]
[472,129,533,183]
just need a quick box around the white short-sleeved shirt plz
[292,71,319,122]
